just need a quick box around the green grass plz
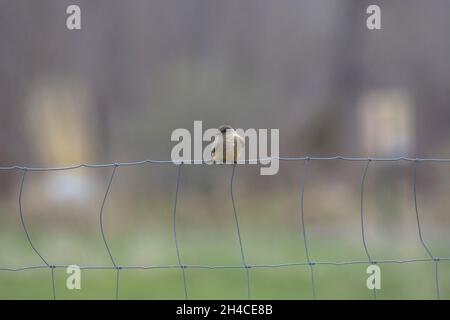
[1,228,449,299]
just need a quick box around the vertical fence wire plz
[230,163,251,299]
[359,160,377,299]
[18,169,56,299]
[172,164,188,300]
[50,267,56,300]
[299,158,316,299]
[99,165,119,299]
[412,161,440,300]
[115,268,121,300]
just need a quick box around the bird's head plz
[218,125,233,134]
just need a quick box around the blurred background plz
[1,0,450,299]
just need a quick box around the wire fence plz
[1,156,449,300]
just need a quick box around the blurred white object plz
[45,173,96,205]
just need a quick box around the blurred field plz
[1,226,449,300]
[1,161,450,299]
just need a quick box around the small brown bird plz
[211,125,245,163]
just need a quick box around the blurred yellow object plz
[23,78,100,206]
[358,90,415,156]
[25,78,97,164]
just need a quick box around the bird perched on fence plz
[211,125,245,163]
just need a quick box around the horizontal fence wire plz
[0,156,449,300]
